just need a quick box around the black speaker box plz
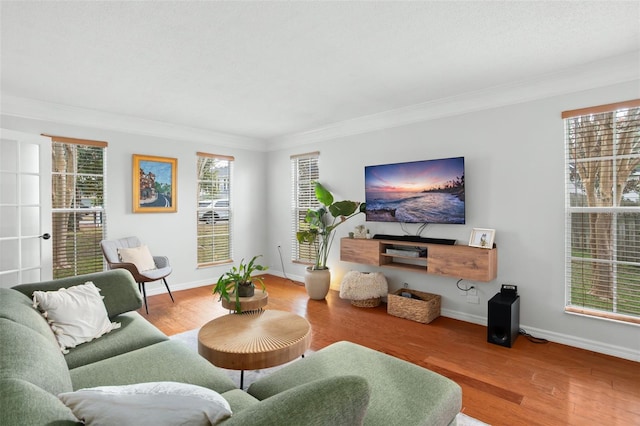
[487,292,520,347]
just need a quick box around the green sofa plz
[1,270,461,425]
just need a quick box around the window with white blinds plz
[197,152,233,267]
[291,152,319,263]
[563,100,640,325]
[49,137,107,279]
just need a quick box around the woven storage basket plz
[387,288,441,324]
[351,297,381,308]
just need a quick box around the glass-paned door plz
[0,129,52,287]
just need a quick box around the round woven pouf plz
[340,271,388,308]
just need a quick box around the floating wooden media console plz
[340,237,497,282]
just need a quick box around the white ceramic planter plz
[304,267,331,300]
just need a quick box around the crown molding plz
[0,95,266,151]
[267,51,640,151]
[2,52,638,152]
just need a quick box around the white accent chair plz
[100,236,174,314]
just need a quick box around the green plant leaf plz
[329,200,359,217]
[314,182,334,206]
[305,208,325,228]
[297,228,318,243]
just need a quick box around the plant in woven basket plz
[213,255,267,313]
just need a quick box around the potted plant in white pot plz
[296,182,365,299]
[213,255,268,313]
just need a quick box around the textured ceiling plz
[1,1,639,143]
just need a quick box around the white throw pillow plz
[58,381,233,426]
[33,282,121,354]
[118,245,156,271]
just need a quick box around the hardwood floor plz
[141,275,640,426]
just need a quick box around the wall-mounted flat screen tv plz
[365,156,465,224]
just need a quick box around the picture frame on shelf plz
[132,154,177,213]
[468,228,495,249]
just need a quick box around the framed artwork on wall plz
[132,154,177,213]
[468,228,495,249]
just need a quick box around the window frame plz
[46,135,108,279]
[563,99,640,325]
[291,152,320,264]
[196,152,233,267]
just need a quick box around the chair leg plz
[163,278,175,303]
[140,282,149,315]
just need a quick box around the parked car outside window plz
[198,199,229,224]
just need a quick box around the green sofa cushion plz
[220,389,260,413]
[223,375,370,426]
[0,288,58,346]
[70,340,237,394]
[13,269,142,318]
[0,378,79,426]
[0,318,73,395]
[64,311,168,369]
[248,341,461,426]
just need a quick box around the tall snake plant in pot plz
[296,182,365,299]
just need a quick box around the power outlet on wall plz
[467,295,480,304]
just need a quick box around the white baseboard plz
[441,308,639,362]
[142,271,305,298]
[441,308,487,327]
[142,278,212,297]
[144,274,639,362]
[265,270,304,284]
[506,323,640,362]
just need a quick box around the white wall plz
[0,116,269,295]
[2,80,638,361]
[266,80,640,361]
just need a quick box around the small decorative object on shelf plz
[354,225,367,239]
[468,228,496,249]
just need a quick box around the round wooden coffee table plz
[198,310,311,388]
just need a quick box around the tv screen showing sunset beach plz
[365,157,465,224]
